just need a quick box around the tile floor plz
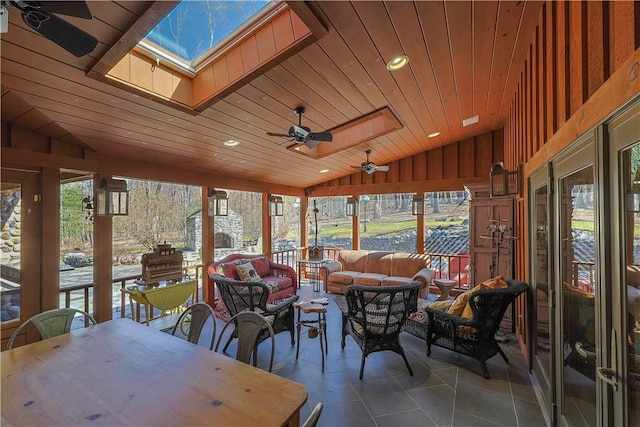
[203,282,547,427]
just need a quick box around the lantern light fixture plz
[411,193,425,215]
[489,161,519,197]
[208,189,228,216]
[269,195,284,217]
[346,196,359,217]
[95,178,129,217]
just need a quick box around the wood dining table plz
[1,318,308,426]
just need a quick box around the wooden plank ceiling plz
[0,1,542,189]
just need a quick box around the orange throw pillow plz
[461,276,508,318]
[448,291,471,316]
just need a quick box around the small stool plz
[293,301,328,372]
[433,279,456,301]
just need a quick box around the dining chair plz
[6,307,97,350]
[170,302,217,350]
[302,402,324,427]
[215,311,275,372]
[210,274,299,352]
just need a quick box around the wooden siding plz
[503,0,640,278]
[307,129,504,197]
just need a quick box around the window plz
[140,0,275,72]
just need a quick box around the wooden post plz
[300,197,309,258]
[352,195,360,250]
[416,213,425,254]
[262,193,272,256]
[202,187,214,303]
[93,175,113,323]
[41,167,60,310]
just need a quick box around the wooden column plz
[416,213,425,254]
[300,197,309,257]
[262,193,272,256]
[352,195,360,250]
[202,187,214,303]
[41,167,60,311]
[93,175,113,323]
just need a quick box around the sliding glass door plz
[608,100,640,427]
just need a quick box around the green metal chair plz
[215,311,275,372]
[6,308,97,350]
[170,302,217,350]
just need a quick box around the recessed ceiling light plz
[223,139,240,147]
[462,115,479,127]
[319,169,329,173]
[386,55,409,71]
[428,131,440,138]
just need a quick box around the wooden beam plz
[307,177,489,197]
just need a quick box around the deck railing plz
[58,249,478,319]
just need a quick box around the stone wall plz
[186,210,244,254]
[1,191,21,269]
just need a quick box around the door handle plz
[595,329,619,391]
[596,367,618,390]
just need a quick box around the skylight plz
[141,0,273,70]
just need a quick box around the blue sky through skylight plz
[144,0,272,64]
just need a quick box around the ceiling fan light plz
[386,55,409,71]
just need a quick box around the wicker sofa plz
[319,250,434,298]
[207,254,297,320]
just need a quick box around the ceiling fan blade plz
[22,11,98,57]
[305,139,321,149]
[308,132,333,142]
[27,1,93,19]
[267,132,291,138]
[377,165,390,172]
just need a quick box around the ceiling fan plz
[352,149,389,174]
[266,106,333,149]
[1,1,98,57]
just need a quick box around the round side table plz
[433,279,456,301]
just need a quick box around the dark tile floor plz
[203,282,547,427]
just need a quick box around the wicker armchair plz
[209,274,299,354]
[335,282,420,379]
[425,279,527,379]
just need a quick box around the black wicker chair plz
[334,282,421,379]
[209,274,299,359]
[425,279,528,379]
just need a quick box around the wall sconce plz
[95,178,129,216]
[208,189,228,216]
[489,161,519,197]
[346,197,359,217]
[411,193,424,215]
[269,195,284,217]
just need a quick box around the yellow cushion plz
[429,300,453,311]
[461,276,508,318]
[448,291,471,316]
